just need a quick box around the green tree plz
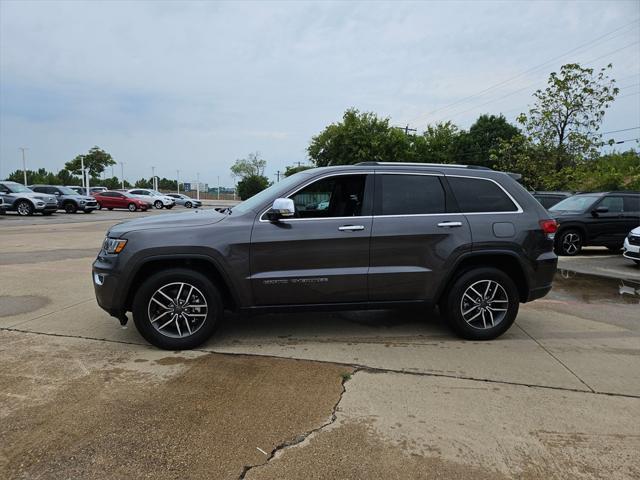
[134,178,153,188]
[308,108,411,166]
[455,114,519,168]
[412,122,461,164]
[231,152,266,180]
[237,175,270,200]
[517,63,619,170]
[493,135,558,190]
[65,146,116,177]
[570,150,640,191]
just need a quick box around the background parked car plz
[67,186,85,195]
[530,191,573,209]
[549,191,640,255]
[0,181,58,216]
[166,193,202,208]
[90,186,108,194]
[94,191,150,212]
[623,226,640,266]
[0,195,6,215]
[127,189,175,209]
[30,185,98,213]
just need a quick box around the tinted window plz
[549,195,599,213]
[623,195,639,212]
[377,174,446,215]
[599,196,623,213]
[448,177,518,213]
[290,175,366,218]
[130,190,144,195]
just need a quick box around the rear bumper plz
[525,251,557,302]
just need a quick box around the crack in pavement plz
[2,327,638,399]
[7,298,95,328]
[515,322,596,393]
[237,369,356,479]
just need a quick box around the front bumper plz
[623,237,640,261]
[92,252,127,319]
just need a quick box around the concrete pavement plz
[1,213,639,479]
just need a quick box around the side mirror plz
[267,198,295,221]
[592,206,608,216]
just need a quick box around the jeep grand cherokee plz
[93,163,558,350]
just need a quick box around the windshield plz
[150,190,163,196]
[232,172,311,214]
[5,183,32,193]
[59,187,78,195]
[549,195,599,212]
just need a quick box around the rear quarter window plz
[448,176,518,213]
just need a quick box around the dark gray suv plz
[93,163,558,350]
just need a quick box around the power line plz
[601,126,640,135]
[405,18,640,125]
[432,41,640,124]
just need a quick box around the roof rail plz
[355,161,485,169]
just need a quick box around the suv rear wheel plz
[442,267,519,340]
[556,229,583,256]
[64,202,77,213]
[132,268,222,350]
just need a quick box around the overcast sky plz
[1,0,638,186]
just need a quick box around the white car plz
[623,226,640,266]
[127,189,176,209]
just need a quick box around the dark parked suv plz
[93,163,558,350]
[30,185,98,213]
[548,192,640,256]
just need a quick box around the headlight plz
[102,237,127,254]
[79,200,86,204]
[36,201,45,206]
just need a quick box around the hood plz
[631,226,640,235]
[69,194,95,202]
[108,209,227,236]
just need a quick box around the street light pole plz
[196,172,200,201]
[80,156,86,193]
[217,176,220,200]
[177,170,180,194]
[120,162,125,190]
[151,166,156,190]
[19,147,28,185]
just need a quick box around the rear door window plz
[375,174,447,215]
[599,196,624,213]
[447,176,518,213]
[623,195,639,213]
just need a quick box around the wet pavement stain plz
[0,295,50,317]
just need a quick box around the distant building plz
[183,182,209,193]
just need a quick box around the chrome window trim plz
[258,171,374,223]
[258,170,523,223]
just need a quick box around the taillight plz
[539,219,558,239]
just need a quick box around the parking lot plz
[1,210,639,480]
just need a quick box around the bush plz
[237,175,270,200]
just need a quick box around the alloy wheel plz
[460,280,509,330]
[17,201,32,216]
[562,232,581,255]
[147,282,208,338]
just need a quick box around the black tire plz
[154,200,163,209]
[128,203,137,212]
[185,201,192,208]
[442,267,519,341]
[634,260,640,266]
[15,200,34,216]
[165,205,174,209]
[132,268,222,350]
[555,229,583,256]
[107,207,113,210]
[84,209,93,214]
[64,202,77,214]
[97,203,102,210]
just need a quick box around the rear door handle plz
[339,225,365,231]
[437,221,462,228]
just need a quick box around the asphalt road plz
[1,213,639,479]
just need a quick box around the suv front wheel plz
[132,269,222,350]
[442,267,519,340]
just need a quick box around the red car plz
[94,191,150,212]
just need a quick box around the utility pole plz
[275,170,281,182]
[80,156,86,193]
[111,165,114,178]
[196,172,200,201]
[120,162,125,190]
[151,166,156,190]
[177,170,180,194]
[85,167,91,195]
[19,147,28,185]
[404,125,417,135]
[217,176,220,200]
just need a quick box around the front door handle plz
[339,225,365,231]
[437,221,463,228]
